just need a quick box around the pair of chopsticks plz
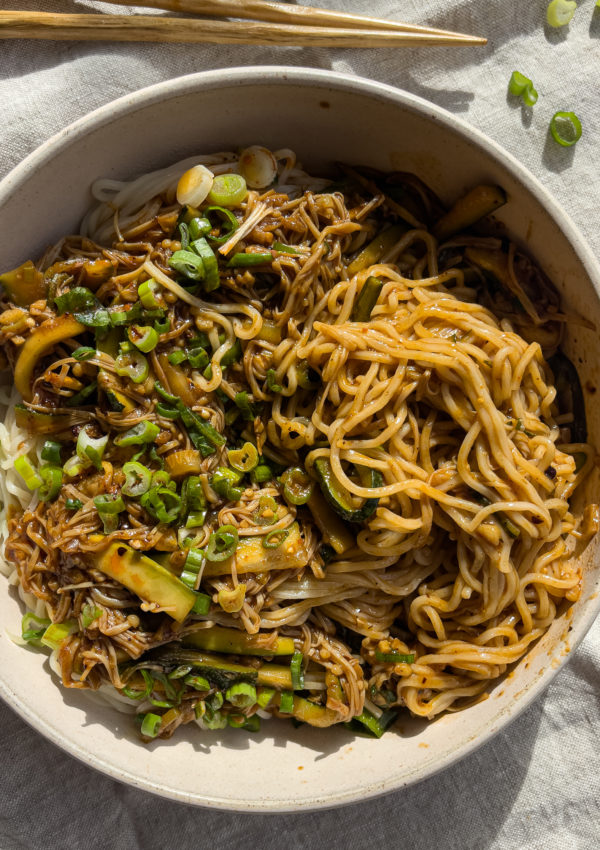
[0,0,487,46]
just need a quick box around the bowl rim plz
[1,65,599,811]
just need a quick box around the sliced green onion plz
[281,466,313,506]
[211,467,243,502]
[108,302,143,327]
[220,338,242,368]
[81,604,101,629]
[138,278,162,309]
[151,470,174,490]
[508,71,539,107]
[154,317,170,335]
[206,174,247,208]
[63,454,88,478]
[21,612,50,644]
[227,442,259,473]
[257,687,276,708]
[206,525,239,562]
[122,461,152,498]
[184,674,211,691]
[549,111,582,147]
[290,651,305,690]
[234,391,255,421]
[141,486,182,524]
[140,712,162,738]
[155,402,179,420]
[279,690,294,714]
[226,681,257,708]
[266,369,282,393]
[94,493,125,514]
[114,421,160,446]
[169,249,205,281]
[351,708,397,739]
[71,346,96,362]
[227,252,272,268]
[188,347,209,370]
[202,710,228,730]
[14,455,42,490]
[76,426,108,470]
[242,714,261,732]
[375,650,415,664]
[65,497,83,511]
[546,0,577,28]
[192,593,211,615]
[186,511,207,529]
[253,494,278,526]
[115,351,149,384]
[128,324,159,353]
[41,620,77,650]
[272,241,302,254]
[251,464,273,485]
[263,528,290,549]
[41,440,62,465]
[122,670,154,700]
[167,349,187,366]
[191,238,220,292]
[38,465,62,502]
[188,217,212,240]
[203,206,240,246]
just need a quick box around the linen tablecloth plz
[1,1,599,847]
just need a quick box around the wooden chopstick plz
[0,11,487,45]
[101,0,486,43]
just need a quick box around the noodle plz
[0,146,595,741]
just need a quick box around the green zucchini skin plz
[314,458,382,523]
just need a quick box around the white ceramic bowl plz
[0,67,598,811]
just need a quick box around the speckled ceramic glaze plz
[0,67,598,811]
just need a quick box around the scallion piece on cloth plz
[14,455,43,490]
[546,0,577,27]
[508,71,538,107]
[549,111,582,146]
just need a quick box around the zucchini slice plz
[434,185,507,242]
[314,458,382,523]
[184,627,296,657]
